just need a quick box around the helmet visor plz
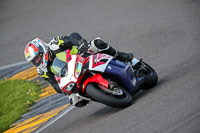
[31,52,43,67]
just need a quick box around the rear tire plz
[86,84,132,108]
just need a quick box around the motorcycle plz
[52,49,158,108]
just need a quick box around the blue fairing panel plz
[104,59,137,93]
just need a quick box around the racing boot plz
[89,38,133,62]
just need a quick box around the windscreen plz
[52,57,68,77]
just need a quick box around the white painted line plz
[0,61,28,70]
[34,105,75,133]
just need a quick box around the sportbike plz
[52,50,158,108]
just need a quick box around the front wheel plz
[86,83,133,108]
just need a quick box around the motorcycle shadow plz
[89,104,122,118]
[131,77,165,104]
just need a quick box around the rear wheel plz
[86,83,132,108]
[136,62,158,90]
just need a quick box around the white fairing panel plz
[88,53,113,72]
[58,55,77,89]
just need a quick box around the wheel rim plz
[98,84,123,96]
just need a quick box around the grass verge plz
[0,79,41,133]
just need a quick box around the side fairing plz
[88,53,113,72]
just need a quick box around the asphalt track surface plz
[1,0,200,133]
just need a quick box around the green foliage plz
[0,80,41,132]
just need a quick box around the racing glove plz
[37,68,49,79]
[48,36,72,56]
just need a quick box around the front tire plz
[86,84,132,108]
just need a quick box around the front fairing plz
[52,51,81,92]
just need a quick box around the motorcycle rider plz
[24,32,133,94]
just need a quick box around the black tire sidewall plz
[86,84,133,108]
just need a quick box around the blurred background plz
[1,0,199,68]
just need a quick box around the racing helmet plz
[24,38,49,67]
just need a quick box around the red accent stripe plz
[82,74,109,93]
[61,81,76,94]
[25,44,29,54]
[45,52,48,62]
[66,49,72,62]
[30,43,39,53]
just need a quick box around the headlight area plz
[62,82,76,93]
